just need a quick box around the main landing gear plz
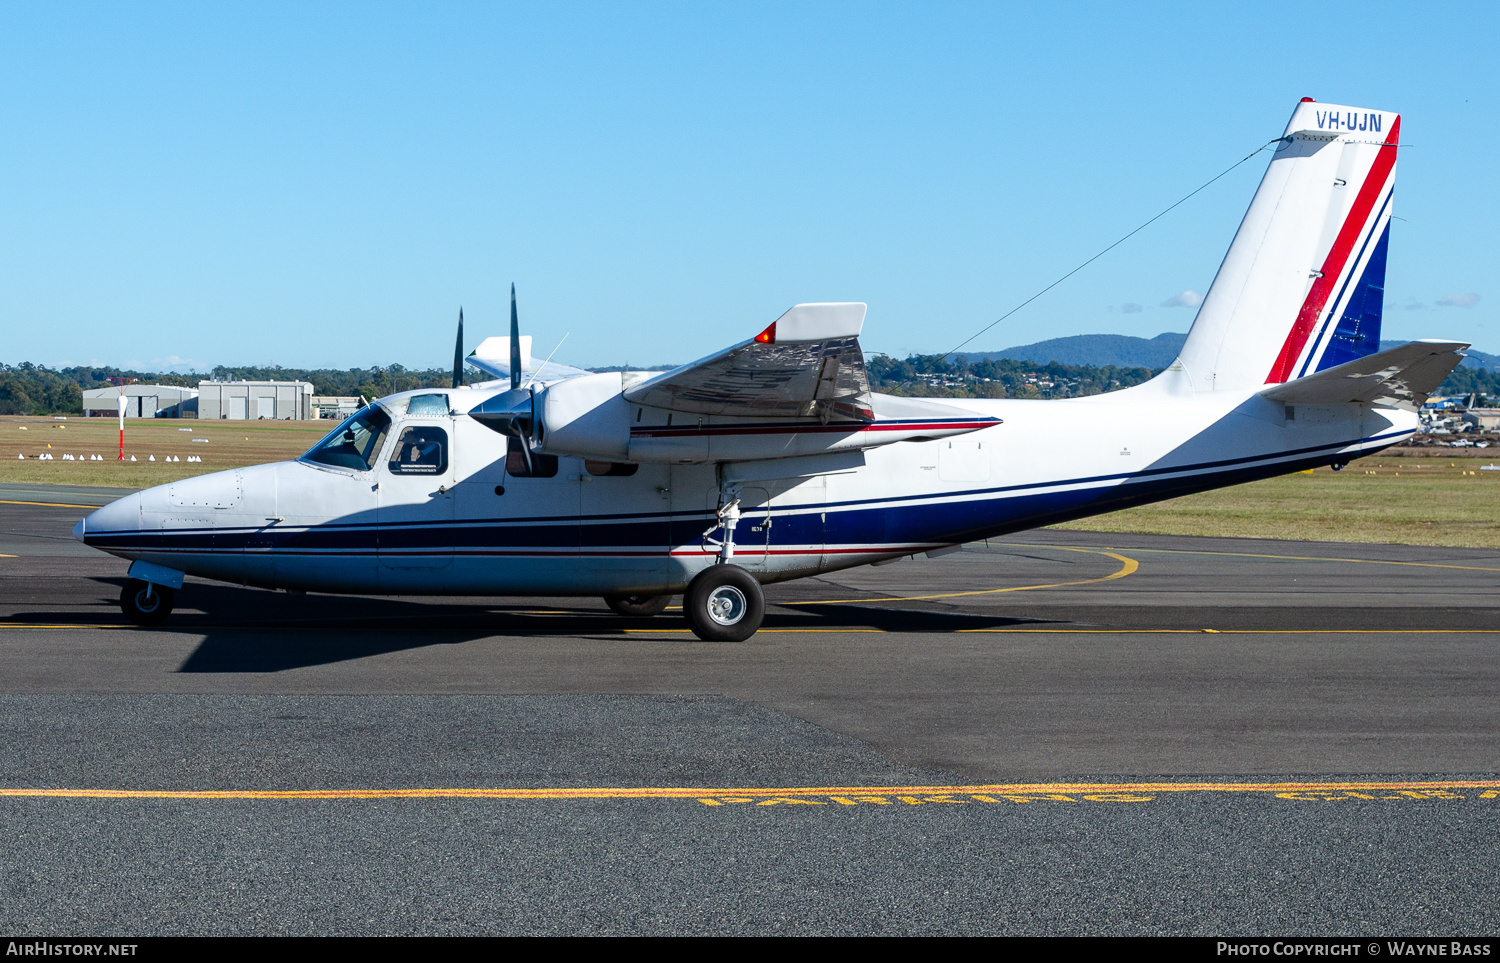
[120,578,175,627]
[682,564,765,642]
[602,567,767,642]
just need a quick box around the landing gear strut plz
[120,578,174,627]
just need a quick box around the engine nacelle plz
[534,373,631,461]
[531,374,997,465]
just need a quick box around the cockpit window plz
[300,405,392,471]
[407,393,449,415]
[388,426,448,475]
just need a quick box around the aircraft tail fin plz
[1173,99,1400,393]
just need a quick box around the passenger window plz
[506,437,558,478]
[585,460,639,477]
[388,426,449,474]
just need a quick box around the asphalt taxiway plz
[1,482,1497,934]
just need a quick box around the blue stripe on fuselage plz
[83,430,1404,557]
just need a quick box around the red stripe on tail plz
[1265,117,1400,384]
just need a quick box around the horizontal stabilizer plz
[1258,340,1468,409]
[624,303,872,419]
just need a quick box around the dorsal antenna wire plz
[943,136,1290,359]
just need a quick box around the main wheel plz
[120,579,175,627]
[682,565,764,642]
[604,593,671,617]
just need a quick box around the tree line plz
[1,355,1496,416]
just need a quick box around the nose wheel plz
[120,578,175,627]
[683,564,764,642]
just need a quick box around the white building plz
[311,395,362,419]
[197,380,314,420]
[82,384,198,419]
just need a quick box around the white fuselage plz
[77,376,1413,597]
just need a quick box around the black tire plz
[682,565,764,642]
[120,578,175,627]
[604,593,672,617]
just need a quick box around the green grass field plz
[0,416,329,489]
[5,416,1497,548]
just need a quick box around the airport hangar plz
[83,380,357,420]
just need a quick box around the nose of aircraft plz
[76,492,144,545]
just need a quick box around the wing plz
[622,303,875,420]
[1259,340,1468,410]
[466,335,590,384]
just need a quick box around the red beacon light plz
[754,322,776,344]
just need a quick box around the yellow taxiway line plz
[2,780,1498,802]
[1027,543,1500,574]
[0,499,99,509]
[778,546,1139,605]
[0,622,1490,635]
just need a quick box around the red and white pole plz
[117,390,126,460]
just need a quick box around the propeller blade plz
[451,307,465,389]
[509,283,521,391]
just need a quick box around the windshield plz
[300,405,392,471]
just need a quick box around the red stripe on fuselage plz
[1265,116,1400,384]
[630,419,998,439]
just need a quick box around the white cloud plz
[1404,300,1425,311]
[1437,293,1480,308]
[1122,303,1143,314]
[1161,290,1203,308]
[150,355,208,372]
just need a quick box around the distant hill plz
[961,332,1496,373]
[958,332,1187,369]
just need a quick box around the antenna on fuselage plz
[452,307,465,389]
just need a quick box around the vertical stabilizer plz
[1173,99,1399,392]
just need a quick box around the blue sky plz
[2,1,1495,371]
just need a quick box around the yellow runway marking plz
[0,499,98,509]
[3,780,1497,802]
[1037,544,1500,574]
[779,547,1138,605]
[0,621,1490,636]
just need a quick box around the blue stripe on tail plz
[1315,222,1388,372]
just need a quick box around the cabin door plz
[376,415,456,575]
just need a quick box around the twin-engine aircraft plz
[77,99,1466,640]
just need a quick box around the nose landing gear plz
[120,578,175,627]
